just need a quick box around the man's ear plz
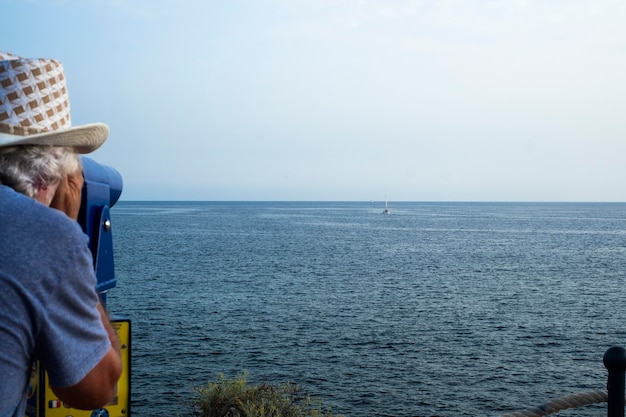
[49,171,84,221]
[34,181,57,207]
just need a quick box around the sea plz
[104,201,626,417]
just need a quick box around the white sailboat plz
[383,189,390,214]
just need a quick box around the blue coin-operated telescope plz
[78,156,123,302]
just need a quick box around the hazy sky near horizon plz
[3,0,626,201]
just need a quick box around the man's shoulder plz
[0,185,85,241]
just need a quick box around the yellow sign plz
[37,318,131,417]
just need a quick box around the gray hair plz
[0,145,81,198]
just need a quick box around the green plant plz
[187,372,342,417]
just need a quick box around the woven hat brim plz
[0,123,108,154]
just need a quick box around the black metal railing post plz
[604,346,626,417]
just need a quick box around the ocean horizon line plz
[114,199,626,204]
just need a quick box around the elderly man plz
[0,52,122,416]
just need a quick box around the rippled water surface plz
[106,202,626,416]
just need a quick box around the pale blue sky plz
[3,0,626,201]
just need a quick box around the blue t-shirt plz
[0,185,111,416]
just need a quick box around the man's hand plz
[50,170,84,220]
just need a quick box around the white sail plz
[383,189,390,214]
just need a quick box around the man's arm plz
[48,169,122,408]
[51,301,122,409]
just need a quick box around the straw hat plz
[0,51,108,154]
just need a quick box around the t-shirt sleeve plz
[38,221,111,388]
